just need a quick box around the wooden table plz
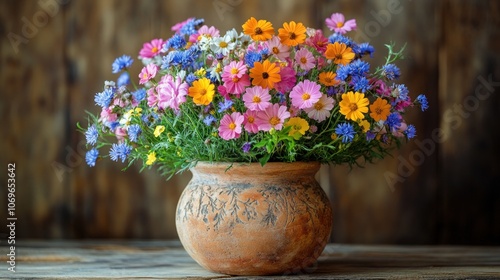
[1,241,499,279]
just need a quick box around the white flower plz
[210,34,236,56]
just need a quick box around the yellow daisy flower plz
[339,91,369,121]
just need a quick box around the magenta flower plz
[274,65,296,93]
[294,48,315,71]
[243,86,272,111]
[156,75,188,111]
[223,74,250,96]
[325,13,357,34]
[139,39,164,58]
[243,110,259,133]
[255,104,291,131]
[304,94,335,122]
[218,112,244,140]
[139,63,158,84]
[306,30,329,53]
[290,80,322,109]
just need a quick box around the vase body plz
[175,162,333,276]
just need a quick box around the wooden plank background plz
[0,0,499,244]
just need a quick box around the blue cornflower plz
[245,51,262,68]
[382,64,401,80]
[112,55,133,73]
[416,94,429,111]
[185,73,197,85]
[109,143,132,163]
[179,18,204,36]
[242,142,251,153]
[394,84,409,101]
[108,121,119,130]
[132,89,146,102]
[405,124,417,139]
[85,148,99,167]
[351,76,371,92]
[218,99,233,113]
[85,125,98,145]
[162,51,184,69]
[328,33,353,46]
[385,112,402,130]
[94,88,114,108]
[165,34,186,50]
[128,124,142,142]
[336,64,350,81]
[117,72,130,87]
[354,42,375,58]
[335,123,356,143]
[349,59,370,76]
[203,115,217,126]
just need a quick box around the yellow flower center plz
[269,116,280,125]
[200,89,207,96]
[314,102,324,110]
[300,57,307,64]
[293,124,302,130]
[272,47,280,54]
[349,103,358,111]
[231,68,239,75]
[302,93,311,101]
[337,22,344,28]
[252,96,261,103]
[232,77,240,83]
[219,41,228,48]
[229,122,236,130]
[152,47,158,53]
[247,116,255,123]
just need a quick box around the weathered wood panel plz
[0,0,499,244]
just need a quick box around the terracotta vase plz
[175,161,333,276]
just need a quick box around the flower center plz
[272,47,280,54]
[232,77,240,83]
[349,103,358,111]
[324,77,332,83]
[229,122,236,130]
[302,93,311,101]
[335,54,343,60]
[262,72,269,79]
[269,116,280,126]
[337,22,344,28]
[152,47,158,53]
[375,107,383,114]
[219,41,228,48]
[289,32,297,40]
[231,68,239,75]
[293,124,302,130]
[252,96,261,103]
[300,57,307,64]
[255,27,263,35]
[314,102,324,110]
[200,89,207,96]
[247,116,255,123]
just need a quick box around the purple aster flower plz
[382,64,401,80]
[85,125,98,145]
[109,143,132,163]
[335,123,356,143]
[366,131,376,141]
[416,94,429,111]
[85,148,99,167]
[405,124,416,139]
[242,142,251,153]
[128,124,142,142]
[94,88,114,108]
[112,55,133,73]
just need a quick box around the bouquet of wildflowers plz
[80,13,428,178]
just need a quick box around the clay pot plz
[176,162,333,276]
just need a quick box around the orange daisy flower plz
[242,17,274,41]
[369,97,391,121]
[188,77,215,106]
[318,71,340,86]
[339,91,369,121]
[249,60,281,89]
[278,21,307,46]
[324,42,355,65]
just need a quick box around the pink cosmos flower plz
[288,105,301,117]
[290,80,322,109]
[190,25,220,43]
[223,74,250,96]
[218,85,230,100]
[274,65,296,93]
[222,61,247,79]
[139,39,164,58]
[139,63,158,84]
[243,86,272,111]
[306,30,329,53]
[99,106,117,126]
[294,48,315,71]
[266,36,290,61]
[156,75,188,111]
[243,110,259,133]
[218,112,244,140]
[171,17,194,33]
[304,94,335,122]
[255,104,291,131]
[147,88,158,108]
[115,127,127,142]
[325,13,357,34]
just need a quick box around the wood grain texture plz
[1,241,499,279]
[0,0,499,244]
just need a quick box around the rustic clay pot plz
[176,161,333,276]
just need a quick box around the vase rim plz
[190,161,321,176]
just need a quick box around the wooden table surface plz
[1,240,499,279]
